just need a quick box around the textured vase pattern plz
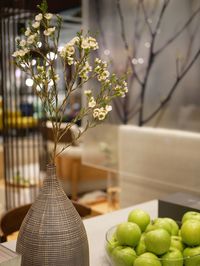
[16,164,89,266]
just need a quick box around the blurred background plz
[0,0,200,224]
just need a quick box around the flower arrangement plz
[12,1,128,164]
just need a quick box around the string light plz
[25,78,33,87]
[32,59,36,66]
[15,69,21,78]
[37,42,42,48]
[104,49,110,56]
[145,42,150,48]
[138,58,144,64]
[132,58,138,65]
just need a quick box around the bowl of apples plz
[105,209,200,266]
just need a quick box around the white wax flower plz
[25,28,31,37]
[88,97,96,108]
[18,50,27,57]
[81,73,89,81]
[44,13,53,20]
[66,45,75,55]
[67,57,74,65]
[124,87,128,93]
[69,36,79,45]
[105,105,112,112]
[12,51,19,57]
[83,61,92,72]
[27,34,36,44]
[98,70,110,81]
[20,40,26,47]
[98,109,107,120]
[88,37,99,50]
[35,13,43,21]
[93,108,100,118]
[32,21,40,29]
[81,39,90,49]
[44,27,55,36]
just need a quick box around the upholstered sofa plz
[118,125,200,207]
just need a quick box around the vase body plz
[16,164,89,266]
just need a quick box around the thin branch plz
[181,17,200,72]
[175,57,180,77]
[95,0,114,64]
[138,0,170,125]
[55,120,90,158]
[155,5,200,56]
[154,0,170,38]
[140,0,153,36]
[112,97,124,122]
[142,48,200,125]
[128,106,140,121]
[116,0,143,86]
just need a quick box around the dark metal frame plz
[0,0,45,210]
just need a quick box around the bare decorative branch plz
[155,5,200,56]
[116,0,143,86]
[142,48,200,125]
[140,0,154,36]
[117,0,200,126]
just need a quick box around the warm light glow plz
[25,78,33,87]
[15,69,21,78]
[138,58,144,64]
[145,42,150,48]
[32,59,36,66]
[104,49,110,56]
[58,46,64,52]
[132,58,138,65]
[36,85,41,91]
[37,42,42,48]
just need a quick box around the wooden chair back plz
[0,201,91,242]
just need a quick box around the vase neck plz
[44,164,57,184]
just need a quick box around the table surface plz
[3,199,158,266]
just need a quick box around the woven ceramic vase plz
[16,164,89,266]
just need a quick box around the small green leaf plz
[37,0,48,13]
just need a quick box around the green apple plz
[106,236,120,255]
[170,236,185,252]
[153,218,172,235]
[144,228,171,255]
[181,219,200,246]
[128,209,150,232]
[164,218,179,235]
[112,246,137,266]
[145,222,157,232]
[135,234,146,255]
[116,222,141,247]
[183,246,200,266]
[161,247,183,266]
[145,218,172,235]
[134,252,161,266]
[182,211,200,224]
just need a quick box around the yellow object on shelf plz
[0,110,38,130]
